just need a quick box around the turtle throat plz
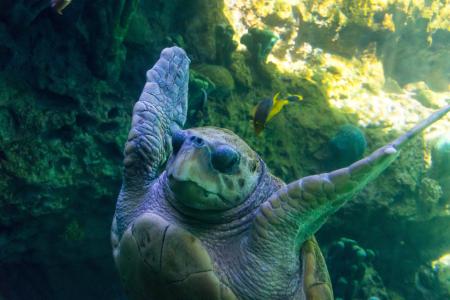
[162,160,275,229]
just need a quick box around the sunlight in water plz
[223,0,450,139]
[432,253,450,268]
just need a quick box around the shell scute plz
[161,225,213,282]
[131,213,170,272]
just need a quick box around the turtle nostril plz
[172,130,186,153]
[190,136,205,147]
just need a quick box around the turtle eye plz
[172,130,186,154]
[211,145,240,173]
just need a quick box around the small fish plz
[51,0,72,15]
[252,92,303,135]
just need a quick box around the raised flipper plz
[123,47,190,189]
[114,47,190,236]
[248,105,450,258]
[302,237,333,300]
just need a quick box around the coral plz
[328,124,367,169]
[431,134,450,179]
[192,64,235,99]
[81,0,140,80]
[229,51,253,88]
[381,15,450,91]
[383,77,403,93]
[182,0,229,63]
[240,27,279,65]
[417,177,443,218]
[124,10,153,46]
[438,176,450,206]
[405,82,440,109]
[415,263,450,300]
[239,27,280,85]
[226,0,450,90]
[215,24,238,66]
[431,134,450,205]
[187,69,216,126]
[189,70,216,100]
[326,238,388,300]
[436,263,450,297]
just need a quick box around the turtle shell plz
[114,212,333,300]
[114,213,237,300]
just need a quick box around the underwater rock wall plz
[224,0,450,91]
[0,0,449,299]
[0,0,181,298]
[0,1,138,299]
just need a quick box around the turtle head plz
[166,127,262,213]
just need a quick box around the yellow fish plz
[253,92,303,135]
[51,0,72,15]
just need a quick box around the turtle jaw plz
[167,175,232,211]
[164,166,267,226]
[166,144,235,211]
[167,146,227,210]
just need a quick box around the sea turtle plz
[111,47,450,300]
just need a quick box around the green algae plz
[241,27,279,64]
[329,124,367,168]
[192,64,235,99]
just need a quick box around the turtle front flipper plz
[302,237,333,300]
[247,105,450,261]
[114,47,190,236]
[123,47,190,189]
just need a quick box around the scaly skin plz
[115,47,189,236]
[248,104,450,255]
[244,105,449,298]
[112,46,450,300]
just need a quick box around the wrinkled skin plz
[112,47,450,300]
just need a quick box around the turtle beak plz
[167,134,213,184]
[166,136,228,210]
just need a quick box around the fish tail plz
[273,92,281,102]
[287,95,303,102]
